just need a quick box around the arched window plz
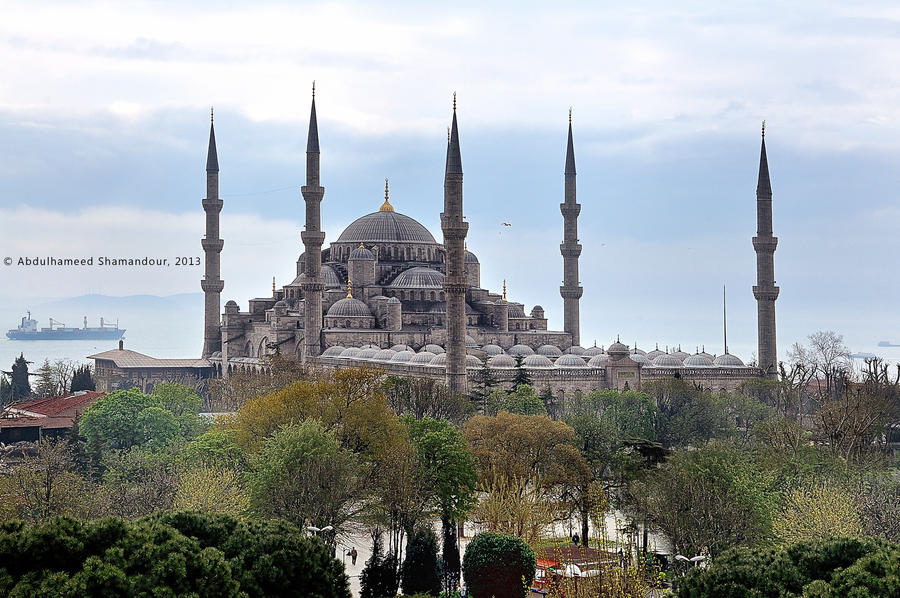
[430,291,436,301]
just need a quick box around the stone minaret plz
[560,109,583,346]
[442,94,468,393]
[201,108,224,357]
[300,84,326,360]
[753,122,779,379]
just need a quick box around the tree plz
[856,476,900,543]
[180,428,247,470]
[788,330,852,404]
[384,376,472,424]
[512,355,532,389]
[360,532,399,598]
[643,379,732,448]
[816,389,892,462]
[772,483,862,544]
[98,444,182,518]
[491,385,547,416]
[0,375,11,406]
[677,536,898,598]
[470,357,499,414]
[10,353,31,401]
[247,419,366,544]
[174,464,250,519]
[70,363,96,392]
[0,439,93,522]
[400,526,441,596]
[462,532,536,598]
[441,519,462,596]
[473,476,557,546]
[628,443,777,558]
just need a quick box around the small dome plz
[339,347,361,358]
[699,350,715,361]
[607,341,629,356]
[684,353,714,367]
[629,351,649,364]
[327,297,371,318]
[390,350,416,363]
[322,346,346,357]
[373,348,397,361]
[466,355,483,368]
[536,345,563,357]
[555,354,587,368]
[356,348,379,360]
[390,267,445,289]
[714,353,745,367]
[647,348,665,360]
[508,344,535,357]
[489,354,517,369]
[523,354,554,369]
[430,353,448,367]
[652,354,682,367]
[465,334,478,348]
[274,300,288,308]
[565,346,586,355]
[391,344,414,352]
[632,348,647,356]
[409,351,436,364]
[482,344,504,357]
[587,354,609,367]
[387,297,401,304]
[225,300,238,307]
[583,346,605,357]
[465,250,479,264]
[322,265,341,288]
[350,245,375,260]
[672,349,690,363]
[424,344,445,354]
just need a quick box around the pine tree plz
[360,531,399,598]
[512,355,532,389]
[441,517,461,596]
[400,526,441,596]
[70,365,96,392]
[539,384,556,419]
[0,375,11,407]
[11,353,31,402]
[34,359,57,399]
[470,357,498,414]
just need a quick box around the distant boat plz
[6,312,125,341]
[877,341,900,347]
[851,352,877,359]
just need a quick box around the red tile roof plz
[9,391,104,418]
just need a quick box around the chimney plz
[118,340,124,350]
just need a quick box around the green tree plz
[629,442,777,558]
[470,358,499,414]
[70,364,96,392]
[400,526,441,596]
[644,379,732,448]
[11,353,31,401]
[462,532,536,598]
[512,355,532,389]
[181,428,247,470]
[174,465,250,519]
[494,385,547,416]
[0,375,11,406]
[441,519,462,596]
[773,483,862,544]
[360,532,399,598]
[247,420,366,544]
[99,444,182,518]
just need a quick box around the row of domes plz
[320,341,746,368]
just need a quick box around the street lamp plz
[306,525,334,535]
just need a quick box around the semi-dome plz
[508,344,535,357]
[482,344,504,357]
[339,347,361,358]
[684,353,714,367]
[349,245,375,260]
[565,346,586,355]
[489,354,517,369]
[652,354,682,367]
[424,344,445,354]
[523,354,554,368]
[583,345,605,357]
[390,267,445,289]
[536,344,563,357]
[556,354,587,367]
[326,297,371,318]
[373,348,396,361]
[464,250,479,264]
[390,350,416,363]
[714,353,745,367]
[321,346,346,357]
[409,351,436,364]
[466,355,483,368]
[587,354,609,367]
[322,265,342,288]
[337,211,437,244]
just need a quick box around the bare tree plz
[787,331,851,404]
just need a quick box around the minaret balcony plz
[201,279,224,293]
[560,243,582,258]
[301,230,326,245]
[752,236,778,252]
[560,203,581,217]
[202,198,224,212]
[560,286,583,299]
[201,238,224,252]
[752,285,780,301]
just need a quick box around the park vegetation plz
[0,329,897,596]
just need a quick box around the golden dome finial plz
[502,279,507,302]
[359,242,365,249]
[379,178,394,212]
[347,275,353,298]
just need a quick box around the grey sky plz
[1,0,899,360]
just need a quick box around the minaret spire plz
[201,109,224,357]
[442,92,468,393]
[753,121,779,378]
[300,83,326,360]
[560,109,583,346]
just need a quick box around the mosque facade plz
[188,89,781,398]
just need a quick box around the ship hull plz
[6,329,126,340]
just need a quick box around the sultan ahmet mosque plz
[185,87,781,397]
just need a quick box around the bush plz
[462,532,536,598]
[400,526,441,596]
[678,536,899,597]
[0,511,350,598]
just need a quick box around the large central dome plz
[336,211,437,244]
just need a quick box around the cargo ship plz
[6,312,125,340]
